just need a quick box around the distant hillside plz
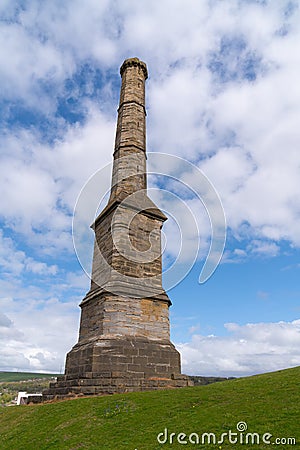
[0,371,59,382]
[189,375,236,385]
[0,367,299,449]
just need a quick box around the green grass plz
[0,367,299,449]
[0,372,59,382]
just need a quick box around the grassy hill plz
[0,372,59,406]
[0,367,299,449]
[0,371,59,382]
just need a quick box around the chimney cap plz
[120,57,148,79]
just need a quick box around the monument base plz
[43,336,192,400]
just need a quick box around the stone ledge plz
[43,373,192,401]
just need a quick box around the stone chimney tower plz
[110,57,148,199]
[44,58,191,399]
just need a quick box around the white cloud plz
[177,319,300,377]
[248,240,280,257]
[1,0,299,255]
[0,158,59,226]
[0,0,300,372]
[0,312,13,328]
[200,6,300,247]
[25,258,58,276]
[0,106,115,256]
[0,230,59,276]
[0,295,80,372]
[0,22,73,112]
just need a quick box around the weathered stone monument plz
[43,58,191,399]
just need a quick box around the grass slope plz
[0,367,299,449]
[0,372,59,382]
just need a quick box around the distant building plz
[17,391,42,405]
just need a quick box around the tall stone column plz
[43,58,191,399]
[110,57,147,200]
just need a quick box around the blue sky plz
[0,0,300,376]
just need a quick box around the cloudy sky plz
[1,0,300,377]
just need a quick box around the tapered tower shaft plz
[110,58,148,201]
[90,58,166,297]
[43,58,191,400]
